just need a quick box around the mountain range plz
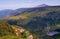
[0,4,60,39]
[0,4,48,18]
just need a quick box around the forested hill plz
[0,6,60,39]
[0,21,39,39]
[6,6,60,39]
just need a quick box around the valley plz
[0,5,60,39]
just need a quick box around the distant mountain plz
[0,8,33,18]
[0,9,14,18]
[7,5,60,25]
[35,4,48,7]
[12,5,48,16]
[10,8,30,16]
[0,4,48,18]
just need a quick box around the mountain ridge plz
[0,4,60,18]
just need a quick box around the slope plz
[7,6,60,39]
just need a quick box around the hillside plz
[6,6,60,39]
[0,6,60,39]
[0,21,39,39]
[0,21,15,36]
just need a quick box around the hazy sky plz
[0,0,60,10]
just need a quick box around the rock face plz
[12,27,25,37]
[27,35,33,39]
[12,26,34,39]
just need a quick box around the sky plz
[0,0,60,10]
